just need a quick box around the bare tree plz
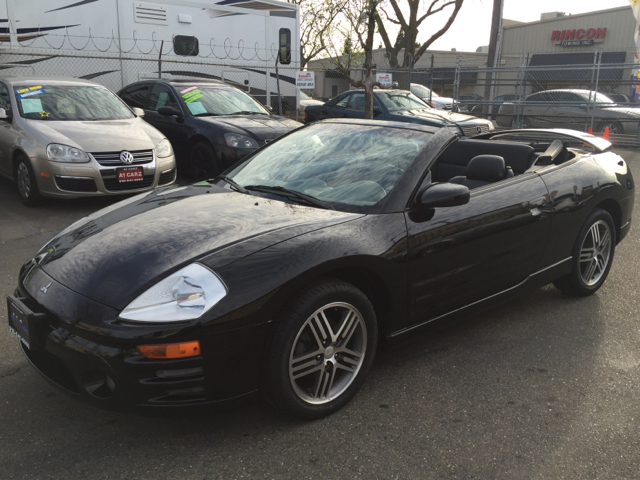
[323,0,382,119]
[377,0,463,68]
[287,0,347,68]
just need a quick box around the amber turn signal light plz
[137,341,201,359]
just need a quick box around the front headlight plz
[119,263,227,322]
[46,144,90,163]
[154,138,173,158]
[224,133,259,149]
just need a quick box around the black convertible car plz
[7,120,634,419]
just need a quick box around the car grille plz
[100,170,154,191]
[461,124,491,136]
[54,176,98,193]
[158,168,176,186]
[91,149,154,166]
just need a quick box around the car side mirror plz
[265,105,273,113]
[132,107,145,117]
[416,183,470,209]
[373,106,383,116]
[0,108,10,120]
[157,107,183,118]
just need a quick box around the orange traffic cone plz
[587,126,592,134]
[603,126,610,141]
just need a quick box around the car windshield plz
[376,91,430,111]
[177,85,268,116]
[226,123,428,210]
[300,91,310,100]
[14,85,134,121]
[411,84,439,98]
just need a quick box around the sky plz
[416,0,633,52]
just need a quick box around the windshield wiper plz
[229,110,268,115]
[243,185,334,210]
[194,113,221,117]
[217,175,248,193]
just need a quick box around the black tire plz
[14,154,43,207]
[189,141,222,181]
[263,280,378,419]
[553,208,616,297]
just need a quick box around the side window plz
[348,92,365,111]
[148,84,180,111]
[0,82,10,112]
[174,35,199,56]
[119,84,150,109]
[559,92,582,103]
[335,94,351,109]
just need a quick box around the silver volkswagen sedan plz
[0,76,176,205]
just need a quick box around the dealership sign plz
[551,28,607,47]
[296,71,315,88]
[376,73,392,86]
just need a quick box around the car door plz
[314,93,352,119]
[0,81,21,177]
[405,172,551,326]
[143,83,190,158]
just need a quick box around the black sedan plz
[118,80,302,178]
[7,121,634,419]
[305,89,494,136]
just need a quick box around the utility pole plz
[484,0,503,116]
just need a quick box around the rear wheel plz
[553,209,615,296]
[189,141,222,180]
[263,280,377,419]
[15,154,43,206]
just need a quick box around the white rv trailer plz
[0,0,300,108]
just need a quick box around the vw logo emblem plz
[475,126,483,134]
[120,151,134,164]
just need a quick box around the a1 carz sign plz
[376,73,392,87]
[118,167,143,182]
[296,72,315,89]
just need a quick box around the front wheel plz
[15,154,43,206]
[189,141,221,180]
[553,209,616,296]
[263,281,378,419]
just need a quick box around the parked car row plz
[303,89,494,136]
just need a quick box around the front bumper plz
[11,265,268,409]
[33,153,177,199]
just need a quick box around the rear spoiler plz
[474,128,612,153]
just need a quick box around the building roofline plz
[503,5,631,30]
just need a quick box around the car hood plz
[200,114,302,141]
[25,117,163,152]
[35,184,360,309]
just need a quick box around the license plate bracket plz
[7,296,46,351]
[117,166,144,183]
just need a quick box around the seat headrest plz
[466,155,506,182]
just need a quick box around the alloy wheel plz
[579,220,612,286]
[288,302,367,405]
[17,161,31,198]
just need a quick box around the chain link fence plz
[3,37,640,144]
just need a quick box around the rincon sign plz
[551,28,607,42]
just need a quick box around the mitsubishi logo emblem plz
[40,282,52,294]
[120,151,134,164]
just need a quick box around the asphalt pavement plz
[1,154,640,480]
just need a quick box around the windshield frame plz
[13,84,135,121]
